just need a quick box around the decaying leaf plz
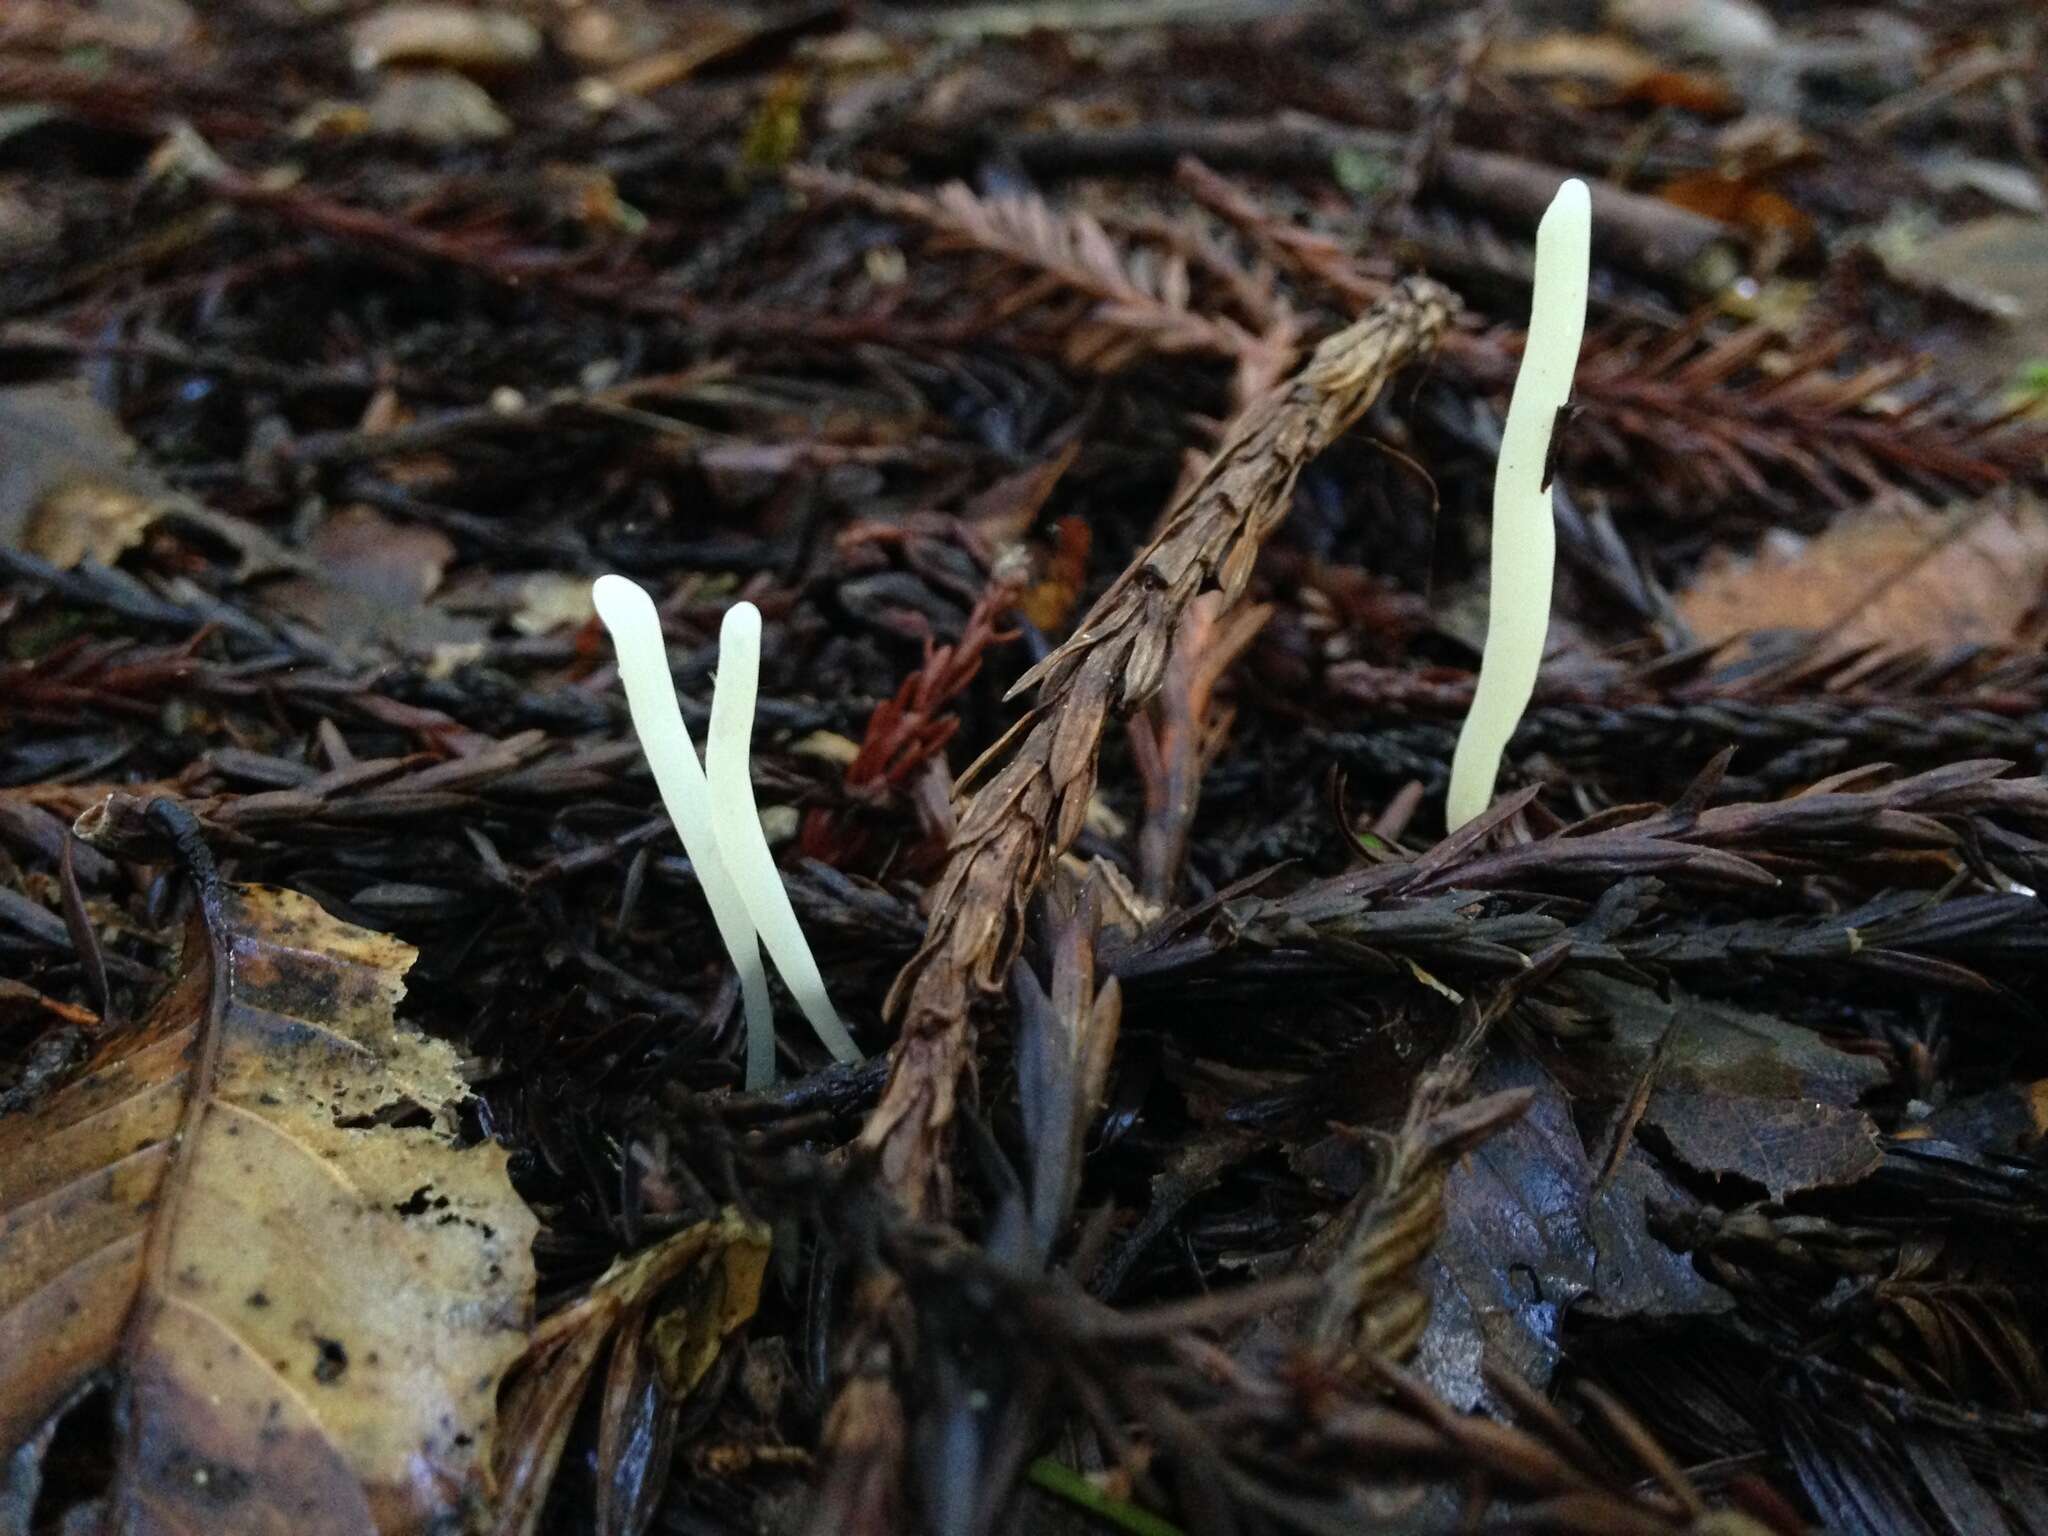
[1493,31,1668,89]
[491,1211,770,1536]
[1656,170,1812,251]
[510,572,597,636]
[350,4,541,75]
[0,380,303,578]
[1417,1045,1728,1410]
[1875,215,2048,391]
[1676,492,2048,650]
[1493,32,1738,115]
[1901,1080,2048,1157]
[1017,516,1092,634]
[365,69,512,145]
[0,827,537,1534]
[1561,974,1888,1200]
[0,382,167,569]
[1651,1093,1880,1200]
[264,503,483,656]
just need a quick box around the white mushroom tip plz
[721,599,763,643]
[591,573,655,626]
[1443,174,1591,832]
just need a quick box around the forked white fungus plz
[1445,178,1591,831]
[592,576,857,1086]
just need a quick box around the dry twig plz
[1130,592,1271,903]
[809,279,1453,1536]
[864,277,1456,1217]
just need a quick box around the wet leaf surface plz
[1560,974,1888,1200]
[1417,1043,1728,1410]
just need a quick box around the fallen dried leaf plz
[350,4,540,74]
[1620,68,1741,114]
[1417,1045,1728,1409]
[366,69,511,145]
[265,503,482,656]
[1559,974,1888,1200]
[510,571,598,636]
[0,382,167,569]
[1657,169,1812,249]
[1676,492,2048,649]
[1493,31,1741,115]
[1652,1091,1881,1199]
[1903,1080,2048,1156]
[1017,516,1091,632]
[0,836,537,1534]
[491,1211,770,1536]
[1879,215,2048,392]
[1493,32,1667,88]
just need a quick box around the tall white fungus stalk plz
[1445,178,1591,831]
[705,602,862,1068]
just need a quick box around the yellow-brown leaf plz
[1675,493,2048,649]
[0,879,537,1534]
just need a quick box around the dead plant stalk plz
[865,276,1456,1219]
[808,277,1454,1536]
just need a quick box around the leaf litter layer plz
[5,2,2048,1535]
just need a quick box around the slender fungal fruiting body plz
[592,576,857,1087]
[1445,178,1591,831]
[706,603,862,1065]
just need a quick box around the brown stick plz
[806,279,1454,1536]
[1133,593,1272,904]
[858,276,1457,1221]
